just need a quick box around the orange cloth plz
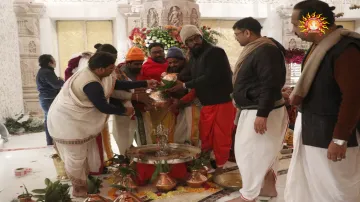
[200,101,236,167]
[126,47,145,62]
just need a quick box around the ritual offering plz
[111,185,143,202]
[148,73,178,106]
[187,170,208,188]
[126,124,201,164]
[84,176,111,202]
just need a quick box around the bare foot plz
[259,170,277,197]
[226,196,256,202]
[72,185,87,198]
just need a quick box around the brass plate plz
[213,169,242,190]
[126,143,201,164]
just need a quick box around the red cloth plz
[138,58,168,81]
[135,163,188,185]
[64,55,82,81]
[180,89,196,103]
[200,101,236,167]
[89,134,104,175]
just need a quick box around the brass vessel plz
[17,195,33,202]
[51,154,69,180]
[155,172,177,192]
[119,174,137,191]
[113,191,143,202]
[84,194,111,202]
[186,170,207,188]
[199,165,210,176]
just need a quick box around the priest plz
[47,51,157,197]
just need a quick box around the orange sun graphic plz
[299,12,329,36]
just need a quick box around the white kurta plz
[234,107,288,201]
[285,113,360,202]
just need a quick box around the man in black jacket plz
[229,18,287,202]
[36,54,64,145]
[168,25,236,171]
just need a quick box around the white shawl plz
[47,67,115,141]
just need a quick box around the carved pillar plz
[141,0,200,28]
[13,1,45,116]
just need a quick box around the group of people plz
[33,0,360,201]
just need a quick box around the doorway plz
[56,20,113,78]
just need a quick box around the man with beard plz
[139,43,175,142]
[285,1,360,202]
[166,47,200,146]
[139,42,168,81]
[168,25,236,171]
[112,47,154,154]
[228,17,288,202]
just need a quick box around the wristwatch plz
[332,138,347,146]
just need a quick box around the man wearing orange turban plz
[111,47,154,154]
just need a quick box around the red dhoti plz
[200,101,236,167]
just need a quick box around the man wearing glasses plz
[168,25,236,172]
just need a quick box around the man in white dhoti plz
[47,52,157,197]
[228,17,288,202]
[112,47,154,154]
[285,1,360,202]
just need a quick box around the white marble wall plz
[0,0,24,122]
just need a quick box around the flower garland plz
[129,25,222,54]
[285,48,307,64]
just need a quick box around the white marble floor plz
[0,132,289,202]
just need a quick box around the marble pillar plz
[13,1,45,116]
[0,0,24,121]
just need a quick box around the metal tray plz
[213,169,242,191]
[125,143,201,164]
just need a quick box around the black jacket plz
[233,38,286,117]
[36,66,64,99]
[185,42,233,106]
[301,37,360,148]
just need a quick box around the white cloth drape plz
[173,106,193,144]
[234,107,288,201]
[285,113,360,202]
